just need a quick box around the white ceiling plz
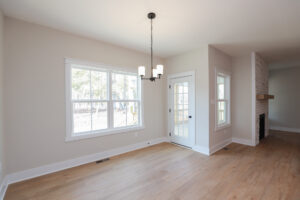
[0,0,300,61]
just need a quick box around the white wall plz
[0,10,5,183]
[3,17,166,174]
[208,46,232,150]
[232,56,253,142]
[269,66,300,132]
[165,47,210,150]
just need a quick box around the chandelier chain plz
[150,18,153,77]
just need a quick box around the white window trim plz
[65,58,144,142]
[215,68,231,131]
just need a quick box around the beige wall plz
[232,56,253,141]
[3,17,166,174]
[269,66,300,131]
[165,47,210,149]
[0,10,5,182]
[1,15,269,176]
[208,46,232,149]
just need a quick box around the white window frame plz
[65,58,144,141]
[215,68,231,131]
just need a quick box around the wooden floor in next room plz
[5,130,300,200]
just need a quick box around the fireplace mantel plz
[256,94,274,100]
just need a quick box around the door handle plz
[189,116,192,119]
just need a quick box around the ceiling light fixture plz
[138,12,163,81]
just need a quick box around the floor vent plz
[96,158,110,164]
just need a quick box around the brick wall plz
[255,53,269,144]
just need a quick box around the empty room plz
[0,0,299,199]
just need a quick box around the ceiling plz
[0,0,300,61]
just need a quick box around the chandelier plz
[138,12,164,81]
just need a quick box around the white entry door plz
[168,72,195,148]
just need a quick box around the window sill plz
[215,124,231,132]
[65,126,145,142]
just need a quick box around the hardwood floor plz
[5,130,300,200]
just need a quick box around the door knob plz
[189,116,192,118]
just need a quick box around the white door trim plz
[167,71,196,148]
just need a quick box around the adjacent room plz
[0,0,299,199]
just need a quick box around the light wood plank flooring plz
[5,130,300,200]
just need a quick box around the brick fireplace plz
[254,53,269,144]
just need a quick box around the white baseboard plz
[192,138,232,156]
[6,137,169,185]
[192,145,209,156]
[270,126,300,133]
[0,176,8,200]
[232,138,254,146]
[209,138,232,155]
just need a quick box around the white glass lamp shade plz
[138,66,146,77]
[156,64,164,75]
[153,69,158,78]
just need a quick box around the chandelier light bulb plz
[157,65,164,75]
[138,66,146,77]
[153,69,158,78]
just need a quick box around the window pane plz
[113,102,139,127]
[127,102,138,126]
[174,83,184,94]
[218,84,225,99]
[113,102,127,127]
[127,75,138,100]
[217,101,226,125]
[178,84,184,93]
[184,94,188,104]
[112,73,125,100]
[92,102,107,130]
[91,71,107,100]
[73,102,91,133]
[72,68,90,100]
[177,93,184,105]
[112,73,138,100]
[217,75,225,100]
[127,102,139,126]
[183,82,188,93]
[217,76,225,84]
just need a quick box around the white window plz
[65,59,143,141]
[216,71,230,130]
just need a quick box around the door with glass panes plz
[169,75,195,148]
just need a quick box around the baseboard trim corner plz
[209,138,232,155]
[232,138,254,146]
[192,145,210,156]
[6,137,169,185]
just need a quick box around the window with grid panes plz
[65,60,143,141]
